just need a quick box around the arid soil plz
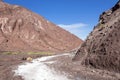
[0,53,120,80]
[0,53,119,80]
[0,53,47,80]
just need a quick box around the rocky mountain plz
[74,1,120,73]
[0,1,82,52]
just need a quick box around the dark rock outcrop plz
[0,1,83,52]
[74,1,120,73]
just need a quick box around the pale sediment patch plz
[14,54,71,80]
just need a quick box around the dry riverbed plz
[0,53,119,80]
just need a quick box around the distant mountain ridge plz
[0,1,82,52]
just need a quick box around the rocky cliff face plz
[0,1,82,52]
[74,1,120,73]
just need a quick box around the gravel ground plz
[0,53,45,80]
[0,53,119,80]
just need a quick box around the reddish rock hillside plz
[74,1,120,73]
[0,1,82,52]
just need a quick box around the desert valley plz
[0,0,120,80]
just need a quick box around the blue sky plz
[4,0,118,40]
